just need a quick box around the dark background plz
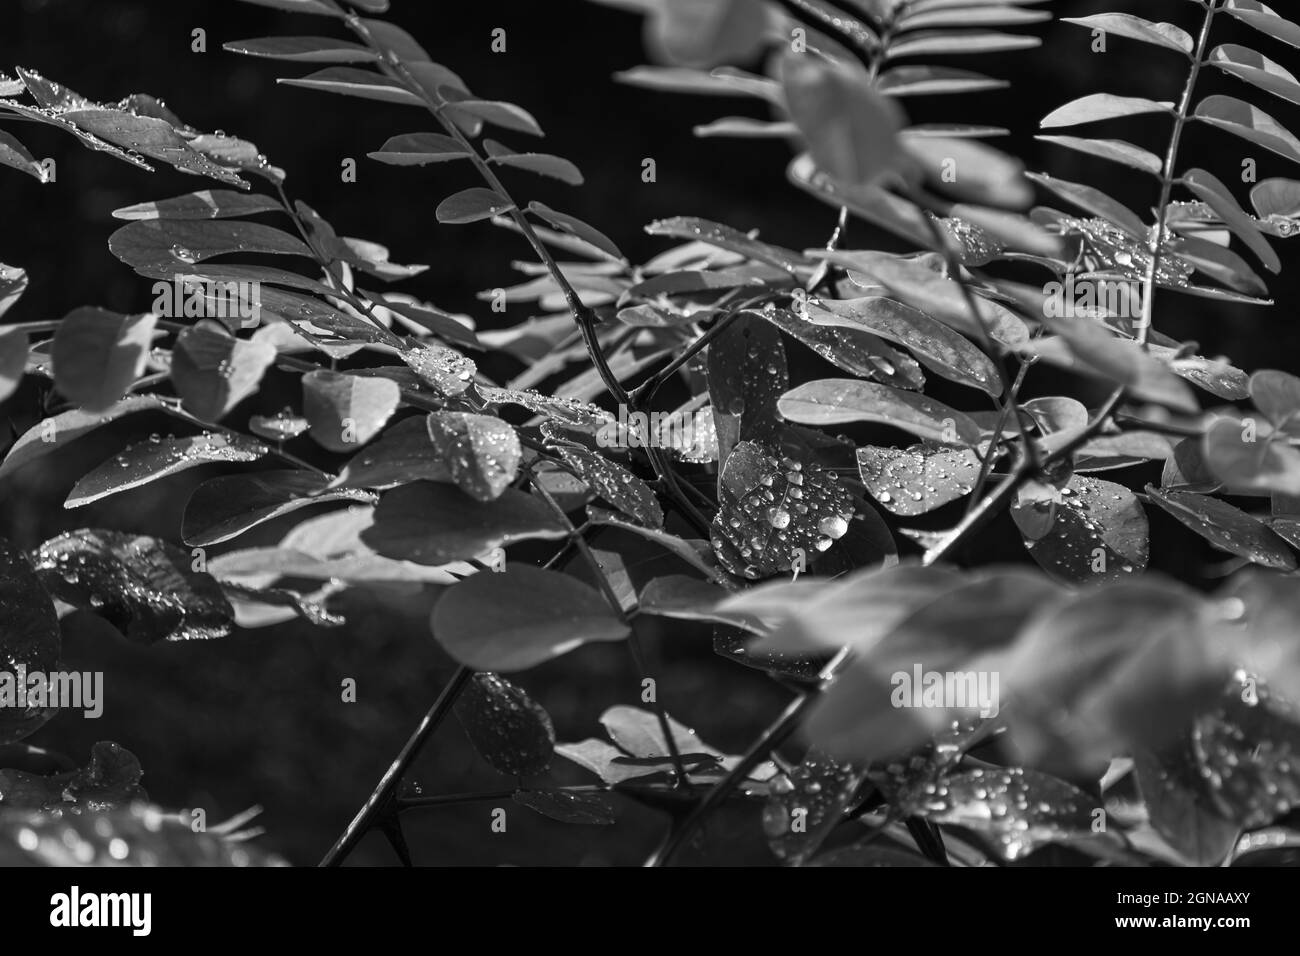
[1,0,1298,865]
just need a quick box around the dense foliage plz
[3,0,1300,867]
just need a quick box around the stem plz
[921,0,1222,564]
[533,479,690,783]
[645,647,851,867]
[1138,0,1219,347]
[319,664,473,867]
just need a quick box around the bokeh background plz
[2,0,1299,865]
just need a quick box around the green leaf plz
[431,565,629,670]
[707,313,788,464]
[364,483,568,564]
[1133,741,1241,867]
[1225,0,1300,51]
[779,53,904,189]
[0,742,145,812]
[755,307,925,390]
[278,67,421,105]
[109,219,312,273]
[527,202,623,261]
[649,0,768,68]
[331,416,450,489]
[302,370,400,452]
[398,345,475,398]
[821,250,1030,348]
[808,296,1002,396]
[444,99,544,137]
[1251,368,1300,431]
[0,395,165,481]
[1196,94,1300,166]
[112,189,283,221]
[1210,44,1300,109]
[1041,93,1175,128]
[1183,168,1280,272]
[223,36,377,63]
[32,530,234,643]
[645,218,813,274]
[902,136,1032,208]
[1202,416,1300,495]
[1036,135,1162,176]
[879,65,1006,99]
[58,109,248,187]
[51,308,156,412]
[0,328,26,404]
[0,537,60,745]
[1144,484,1297,570]
[1011,475,1149,583]
[0,263,28,319]
[455,673,555,776]
[710,441,855,580]
[856,442,980,516]
[763,750,869,865]
[1062,14,1193,55]
[368,132,470,166]
[0,802,287,866]
[512,789,616,825]
[436,187,514,224]
[1194,676,1300,828]
[66,432,267,508]
[171,322,277,422]
[1027,172,1148,239]
[554,445,663,528]
[1031,318,1198,413]
[779,379,982,447]
[1001,578,1231,774]
[484,143,584,185]
[0,130,45,180]
[906,768,1102,861]
[426,411,521,502]
[889,31,1041,58]
[182,471,372,547]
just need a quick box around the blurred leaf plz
[51,308,156,412]
[649,0,767,68]
[780,53,904,189]
[363,483,568,564]
[431,565,628,670]
[0,395,166,481]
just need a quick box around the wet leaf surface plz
[455,673,555,777]
[31,530,233,644]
